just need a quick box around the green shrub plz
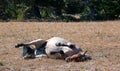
[0,0,120,21]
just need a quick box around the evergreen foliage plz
[0,0,120,21]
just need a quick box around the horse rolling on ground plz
[15,37,91,62]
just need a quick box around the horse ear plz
[83,51,87,55]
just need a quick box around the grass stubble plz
[0,21,120,71]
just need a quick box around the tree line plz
[0,0,120,22]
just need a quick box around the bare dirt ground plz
[0,21,120,71]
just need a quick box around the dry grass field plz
[0,21,120,71]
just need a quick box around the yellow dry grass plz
[0,21,120,71]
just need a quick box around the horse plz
[15,37,91,62]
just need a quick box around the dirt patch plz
[0,21,120,71]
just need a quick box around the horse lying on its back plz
[15,37,91,62]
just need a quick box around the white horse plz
[15,37,90,62]
[45,37,82,59]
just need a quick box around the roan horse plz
[15,37,91,62]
